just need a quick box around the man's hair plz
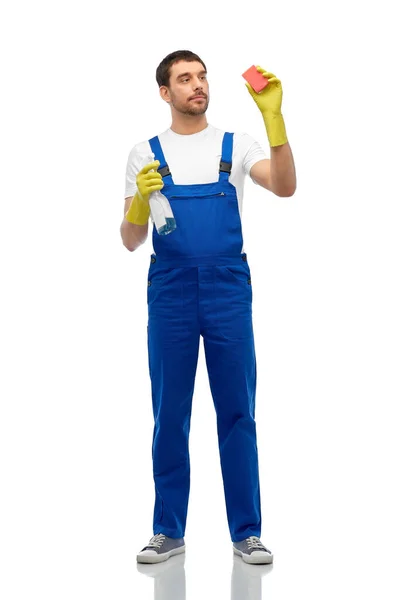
[156,50,207,88]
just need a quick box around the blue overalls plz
[147,132,261,543]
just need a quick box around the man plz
[120,50,296,565]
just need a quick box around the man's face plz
[162,61,209,115]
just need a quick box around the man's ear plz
[159,86,171,104]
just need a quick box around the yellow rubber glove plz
[245,66,288,147]
[125,160,164,225]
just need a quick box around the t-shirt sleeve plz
[239,133,269,184]
[124,146,142,199]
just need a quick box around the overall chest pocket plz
[167,191,226,200]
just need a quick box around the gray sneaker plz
[136,533,185,564]
[233,536,273,564]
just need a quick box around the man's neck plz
[169,115,208,135]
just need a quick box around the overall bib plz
[147,132,261,543]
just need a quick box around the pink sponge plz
[242,65,269,93]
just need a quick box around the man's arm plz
[250,142,296,197]
[245,66,296,197]
[120,196,149,252]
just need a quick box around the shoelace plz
[246,536,266,550]
[147,533,166,549]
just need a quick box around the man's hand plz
[245,66,288,147]
[125,160,165,225]
[136,160,164,201]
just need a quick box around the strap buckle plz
[219,160,232,174]
[158,165,171,178]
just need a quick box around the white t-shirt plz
[124,123,268,251]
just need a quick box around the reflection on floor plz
[137,552,273,599]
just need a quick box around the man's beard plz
[171,93,209,116]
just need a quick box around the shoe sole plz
[137,544,185,564]
[233,546,273,565]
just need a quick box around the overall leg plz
[201,264,261,542]
[148,266,200,538]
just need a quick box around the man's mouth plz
[190,95,206,100]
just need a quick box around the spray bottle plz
[142,152,176,236]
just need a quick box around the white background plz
[1,0,399,598]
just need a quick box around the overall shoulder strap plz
[218,132,234,183]
[148,136,174,184]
